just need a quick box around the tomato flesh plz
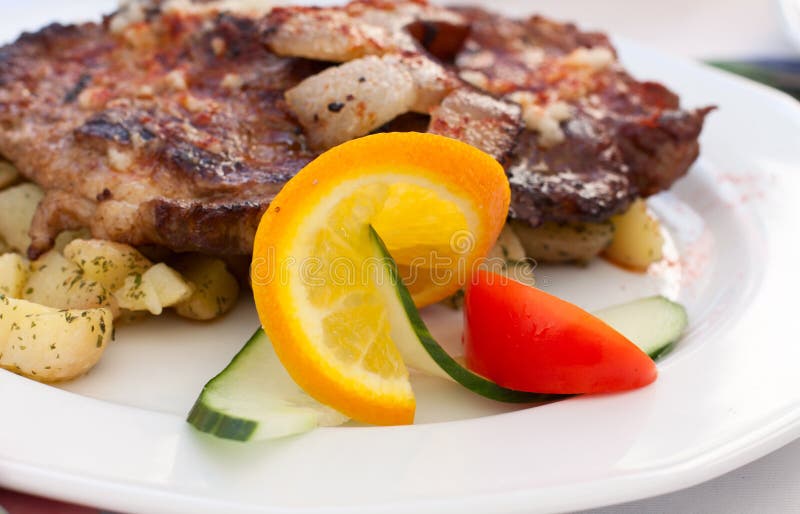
[463,270,657,394]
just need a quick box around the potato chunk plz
[0,253,30,298]
[114,273,161,315]
[603,199,665,271]
[63,239,152,291]
[24,251,118,315]
[114,263,193,315]
[485,224,536,285]
[0,295,112,382]
[144,263,194,309]
[487,224,526,262]
[0,160,19,190]
[510,220,615,264]
[173,255,240,320]
[0,183,44,252]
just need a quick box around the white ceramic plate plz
[2,3,800,514]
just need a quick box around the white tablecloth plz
[1,1,798,512]
[583,438,800,513]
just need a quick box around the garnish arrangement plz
[187,133,688,441]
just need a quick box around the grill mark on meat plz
[77,114,133,145]
[161,140,245,182]
[63,73,92,104]
[213,13,261,59]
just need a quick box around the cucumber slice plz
[370,226,567,404]
[594,296,688,360]
[187,329,348,441]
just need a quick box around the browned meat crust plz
[0,11,317,258]
[453,8,712,226]
[0,1,710,258]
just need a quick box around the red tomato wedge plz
[463,270,657,394]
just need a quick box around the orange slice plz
[251,133,509,425]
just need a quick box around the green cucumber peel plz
[369,226,567,404]
[187,329,347,442]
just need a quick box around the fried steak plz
[452,8,712,226]
[0,0,710,259]
[0,7,320,258]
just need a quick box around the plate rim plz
[1,404,799,514]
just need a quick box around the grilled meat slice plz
[454,7,712,226]
[0,9,318,258]
[0,0,710,260]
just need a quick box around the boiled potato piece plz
[510,219,615,264]
[603,199,664,271]
[24,251,118,315]
[0,295,112,382]
[487,224,526,262]
[113,263,192,315]
[64,239,152,291]
[0,183,44,252]
[144,263,193,308]
[0,160,19,190]
[114,272,161,315]
[0,253,30,298]
[173,255,240,320]
[484,225,535,286]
